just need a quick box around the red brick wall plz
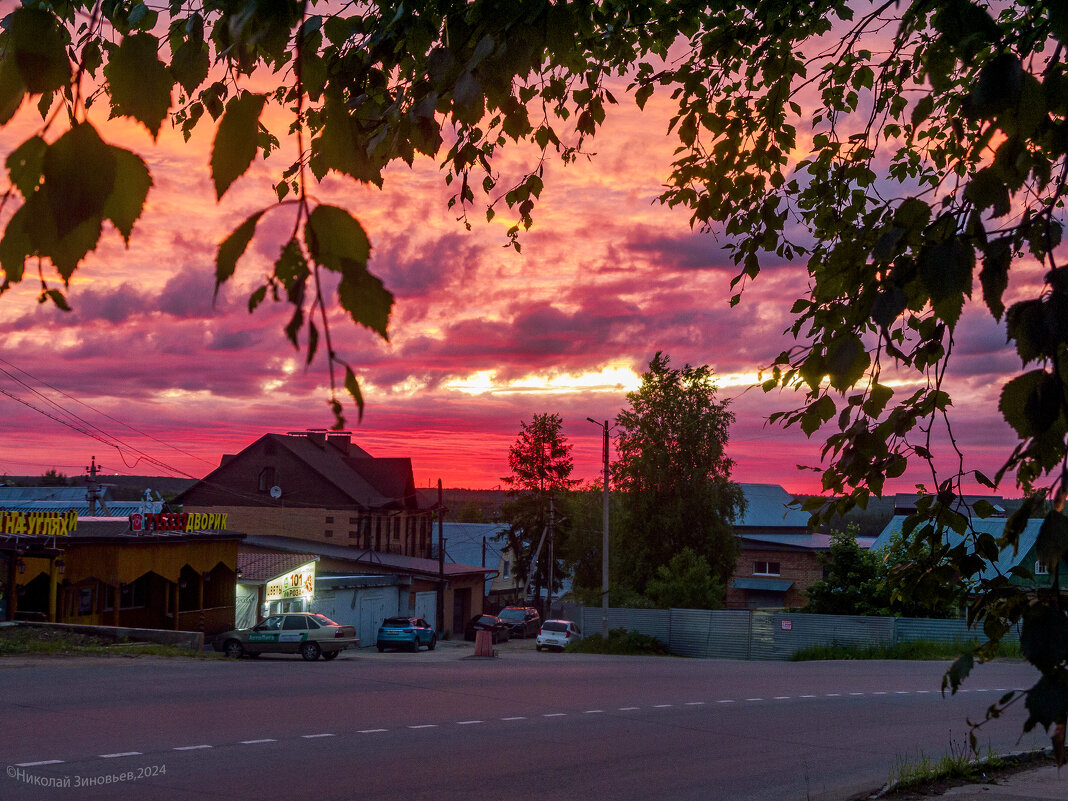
[725,547,824,610]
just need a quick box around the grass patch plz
[0,625,215,659]
[565,628,670,656]
[790,638,1021,662]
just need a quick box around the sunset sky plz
[0,33,1033,497]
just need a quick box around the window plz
[349,517,358,525]
[258,466,276,492]
[502,560,511,578]
[754,561,781,576]
[282,615,307,630]
[120,576,148,609]
[1035,560,1050,576]
[77,586,95,615]
[348,530,357,539]
[325,515,334,524]
[324,530,333,538]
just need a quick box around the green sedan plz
[214,613,359,661]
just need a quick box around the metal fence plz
[573,606,1017,661]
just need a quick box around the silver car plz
[535,619,581,651]
[213,613,359,661]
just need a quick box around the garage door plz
[358,589,397,646]
[414,591,436,626]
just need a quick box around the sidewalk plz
[933,763,1063,799]
[867,759,1062,800]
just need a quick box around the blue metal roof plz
[871,515,1042,580]
[734,484,811,529]
[442,523,508,595]
[0,500,143,516]
[731,577,794,592]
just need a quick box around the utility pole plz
[587,418,610,639]
[85,456,103,516]
[547,494,554,620]
[436,479,445,634]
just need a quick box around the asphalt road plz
[0,642,1048,801]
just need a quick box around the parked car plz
[213,613,358,661]
[463,613,511,644]
[536,619,582,651]
[376,616,437,652]
[497,606,541,638]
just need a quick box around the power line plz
[0,356,215,467]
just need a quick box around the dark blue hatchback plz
[376,616,437,652]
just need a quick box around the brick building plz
[176,430,435,557]
[176,430,489,635]
[725,484,840,610]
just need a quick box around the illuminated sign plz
[265,562,316,601]
[0,511,77,536]
[129,513,228,533]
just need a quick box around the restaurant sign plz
[130,512,228,533]
[0,511,77,536]
[265,562,316,601]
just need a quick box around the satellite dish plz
[270,485,282,499]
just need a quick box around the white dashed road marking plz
[17,683,1005,768]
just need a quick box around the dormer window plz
[258,467,276,492]
[1035,560,1050,576]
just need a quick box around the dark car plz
[497,606,541,638]
[463,614,511,644]
[376,616,437,652]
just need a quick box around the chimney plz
[307,430,327,448]
[328,433,351,455]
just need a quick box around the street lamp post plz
[587,417,610,639]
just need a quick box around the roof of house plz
[0,500,143,516]
[733,483,811,530]
[441,522,507,569]
[238,551,319,583]
[439,522,509,595]
[0,486,100,502]
[870,515,1043,580]
[731,577,795,592]
[738,532,877,551]
[241,535,489,579]
[178,432,420,510]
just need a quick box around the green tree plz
[39,469,68,486]
[612,353,744,595]
[500,413,577,611]
[644,547,725,610]
[804,526,889,617]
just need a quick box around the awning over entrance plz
[731,577,794,592]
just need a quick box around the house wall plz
[726,547,824,610]
[184,505,434,559]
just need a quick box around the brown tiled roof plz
[238,550,319,582]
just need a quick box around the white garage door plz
[414,592,436,626]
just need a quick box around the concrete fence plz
[571,606,1018,661]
